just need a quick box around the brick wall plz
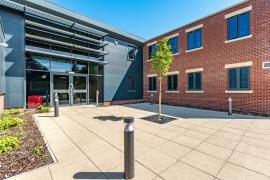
[143,0,270,116]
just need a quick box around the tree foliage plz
[151,38,173,76]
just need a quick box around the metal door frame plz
[50,72,89,107]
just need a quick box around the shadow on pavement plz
[123,103,265,120]
[93,115,123,121]
[73,172,124,179]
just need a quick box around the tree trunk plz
[158,77,162,120]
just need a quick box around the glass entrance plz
[52,73,88,106]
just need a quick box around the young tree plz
[151,38,173,120]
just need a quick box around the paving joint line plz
[66,108,166,180]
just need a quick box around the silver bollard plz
[228,97,232,115]
[54,92,59,117]
[124,117,134,179]
[96,90,99,108]
[150,93,154,105]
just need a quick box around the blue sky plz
[50,0,243,39]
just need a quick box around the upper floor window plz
[228,67,250,90]
[128,76,136,91]
[148,76,157,91]
[148,44,157,59]
[188,72,202,91]
[168,36,178,54]
[127,46,137,61]
[227,12,250,40]
[187,29,202,50]
[167,74,178,91]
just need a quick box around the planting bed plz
[0,111,53,179]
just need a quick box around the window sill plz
[225,35,253,44]
[186,90,204,93]
[172,52,180,56]
[225,90,253,94]
[146,59,152,62]
[185,47,203,53]
[166,91,179,93]
[147,91,157,93]
[128,90,136,93]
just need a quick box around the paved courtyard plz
[8,103,270,180]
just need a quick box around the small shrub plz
[0,136,19,154]
[34,145,43,156]
[37,105,50,113]
[3,108,23,116]
[0,115,23,131]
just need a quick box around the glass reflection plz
[26,54,50,71]
[51,58,71,73]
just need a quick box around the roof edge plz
[147,0,249,42]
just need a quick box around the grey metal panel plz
[0,0,24,12]
[0,18,5,94]
[103,36,143,101]
[0,7,25,108]
[25,46,108,64]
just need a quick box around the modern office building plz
[144,0,270,116]
[0,0,145,108]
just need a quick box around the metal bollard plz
[124,117,134,179]
[150,93,154,105]
[228,97,232,115]
[96,90,99,108]
[54,92,59,117]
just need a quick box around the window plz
[127,46,137,61]
[227,12,250,40]
[167,75,178,91]
[168,36,178,54]
[188,72,202,91]
[187,29,202,50]
[128,76,136,91]
[148,77,157,91]
[228,67,250,90]
[148,44,157,59]
[26,54,50,71]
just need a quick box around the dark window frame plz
[127,46,137,61]
[168,36,179,54]
[187,28,202,50]
[148,44,157,59]
[128,76,136,92]
[227,66,250,90]
[187,72,202,91]
[167,74,178,91]
[227,12,250,40]
[148,76,157,91]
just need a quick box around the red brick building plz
[143,0,270,116]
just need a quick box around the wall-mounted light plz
[0,43,8,48]
[114,41,119,45]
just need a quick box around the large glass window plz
[89,63,103,75]
[128,76,136,91]
[227,12,250,40]
[148,77,157,91]
[51,58,72,73]
[127,46,137,61]
[188,72,202,91]
[228,67,250,90]
[72,61,88,74]
[26,71,50,108]
[187,29,202,50]
[167,74,178,91]
[26,54,50,71]
[168,36,178,54]
[148,44,157,59]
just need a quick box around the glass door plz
[72,75,88,105]
[52,73,70,106]
[89,76,103,103]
